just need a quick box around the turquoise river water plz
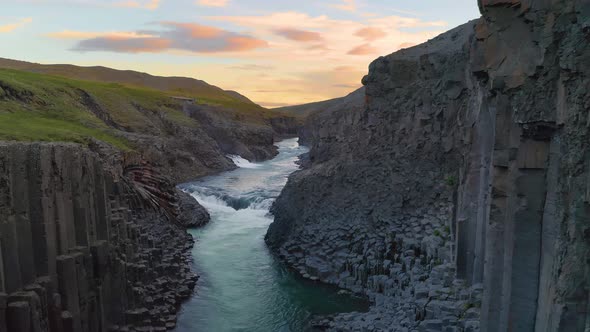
[175,138,368,332]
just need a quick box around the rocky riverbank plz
[267,1,590,331]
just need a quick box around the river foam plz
[227,154,262,169]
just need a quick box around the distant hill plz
[273,87,365,118]
[0,57,259,110]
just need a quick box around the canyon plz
[267,0,590,331]
[0,60,300,330]
[1,0,590,331]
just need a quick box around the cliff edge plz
[267,1,590,331]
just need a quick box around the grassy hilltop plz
[0,59,283,151]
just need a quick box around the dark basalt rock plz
[267,1,590,331]
[0,143,199,331]
[175,189,211,228]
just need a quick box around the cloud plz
[274,28,322,42]
[46,30,155,39]
[330,0,356,12]
[0,18,33,33]
[306,43,330,51]
[22,0,161,10]
[230,64,275,71]
[334,65,357,71]
[201,11,446,105]
[77,36,171,53]
[59,22,268,54]
[197,0,228,7]
[355,27,386,41]
[114,0,160,10]
[45,10,447,107]
[347,43,377,55]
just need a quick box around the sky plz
[0,0,480,107]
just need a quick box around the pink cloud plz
[274,28,323,42]
[197,0,228,7]
[347,43,378,55]
[71,22,268,54]
[114,0,160,10]
[83,36,172,53]
[225,36,268,52]
[161,22,222,38]
[46,30,154,39]
[355,27,387,41]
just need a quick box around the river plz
[175,138,367,332]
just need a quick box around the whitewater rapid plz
[175,138,367,332]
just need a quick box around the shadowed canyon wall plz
[0,143,198,331]
[267,1,590,331]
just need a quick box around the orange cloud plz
[161,22,222,38]
[88,36,172,53]
[0,18,32,33]
[69,22,268,54]
[274,28,322,42]
[347,43,378,55]
[197,0,228,7]
[50,10,447,107]
[114,0,160,10]
[225,36,268,52]
[355,27,387,41]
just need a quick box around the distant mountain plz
[273,87,365,118]
[0,57,259,109]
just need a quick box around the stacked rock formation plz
[267,1,590,331]
[0,142,198,331]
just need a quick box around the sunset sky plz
[0,0,480,107]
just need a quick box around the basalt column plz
[0,143,198,331]
[474,1,590,330]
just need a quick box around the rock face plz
[183,103,280,163]
[274,87,366,120]
[267,1,590,331]
[176,189,211,228]
[117,102,297,184]
[297,87,365,150]
[0,143,198,331]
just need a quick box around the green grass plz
[0,66,288,149]
[0,68,257,149]
[0,111,131,150]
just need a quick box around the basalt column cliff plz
[267,1,590,331]
[0,143,198,331]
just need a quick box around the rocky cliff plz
[0,143,198,331]
[267,1,590,331]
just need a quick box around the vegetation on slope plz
[0,57,261,111]
[0,64,283,149]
